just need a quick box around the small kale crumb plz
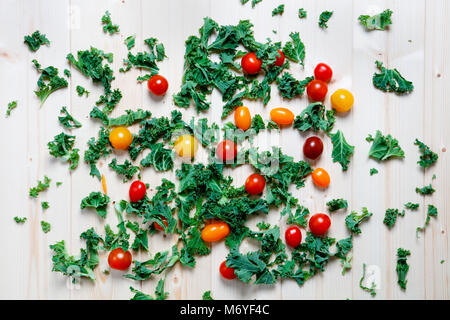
[396,248,410,290]
[405,202,419,210]
[416,204,438,237]
[414,139,438,169]
[298,8,307,19]
[432,174,436,180]
[319,11,333,29]
[6,101,17,117]
[202,290,214,300]
[56,182,63,187]
[440,260,445,264]
[358,9,393,31]
[14,217,27,224]
[41,201,50,210]
[103,270,110,275]
[240,0,263,8]
[124,35,136,50]
[415,184,435,195]
[373,61,413,94]
[256,221,270,230]
[272,4,285,16]
[76,85,89,97]
[64,69,71,77]
[41,221,51,233]
[326,198,348,212]
[24,30,50,51]
[29,176,51,198]
[383,208,405,228]
[101,11,119,34]
[370,168,378,176]
[359,263,376,296]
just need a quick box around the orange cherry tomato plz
[109,127,133,150]
[201,221,230,242]
[331,89,354,112]
[312,168,330,188]
[270,108,294,125]
[234,106,251,131]
[174,134,198,158]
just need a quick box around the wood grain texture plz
[0,0,448,300]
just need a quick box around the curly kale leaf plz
[373,60,413,94]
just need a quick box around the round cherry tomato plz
[241,52,262,75]
[129,181,146,203]
[303,136,324,160]
[314,63,333,82]
[147,74,168,96]
[174,135,198,159]
[307,80,328,101]
[245,173,266,195]
[201,221,230,242]
[109,127,133,150]
[285,226,302,247]
[270,107,294,125]
[154,217,168,231]
[274,50,285,67]
[312,168,330,188]
[331,89,354,112]
[309,213,331,236]
[216,140,237,162]
[108,248,132,271]
[219,261,237,280]
[234,106,251,131]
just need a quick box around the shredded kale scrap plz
[24,30,50,51]
[48,132,80,170]
[373,61,413,94]
[366,130,405,161]
[396,248,410,290]
[414,139,438,169]
[318,11,333,29]
[32,60,68,107]
[358,9,393,31]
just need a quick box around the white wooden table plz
[0,0,448,300]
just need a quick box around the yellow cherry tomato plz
[312,168,330,188]
[174,135,198,158]
[234,106,251,131]
[201,221,230,242]
[109,127,133,150]
[331,89,354,112]
[270,107,294,125]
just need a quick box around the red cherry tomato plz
[274,50,285,67]
[154,217,168,231]
[216,140,237,162]
[285,226,302,247]
[307,80,328,101]
[108,248,132,271]
[309,213,331,236]
[314,63,333,82]
[241,52,262,75]
[219,261,237,280]
[303,136,324,160]
[129,181,146,203]
[245,173,266,195]
[147,74,168,96]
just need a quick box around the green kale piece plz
[282,32,306,66]
[24,30,50,51]
[298,8,307,19]
[415,184,435,195]
[6,101,17,117]
[101,11,119,34]
[370,168,379,176]
[373,60,413,94]
[345,207,373,234]
[359,9,393,31]
[326,199,348,212]
[366,130,405,161]
[359,263,376,296]
[29,176,51,198]
[76,85,89,97]
[414,139,438,169]
[276,73,313,99]
[294,102,335,133]
[319,11,333,29]
[58,106,82,128]
[329,130,355,171]
[272,5,284,16]
[84,127,112,180]
[416,204,438,237]
[396,248,411,290]
[14,217,27,224]
[130,279,168,300]
[47,132,80,170]
[80,192,110,218]
[41,221,51,233]
[383,208,405,228]
[109,159,140,182]
[41,201,50,210]
[202,290,214,300]
[124,35,136,50]
[405,202,419,210]
[32,60,68,107]
[140,143,174,172]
